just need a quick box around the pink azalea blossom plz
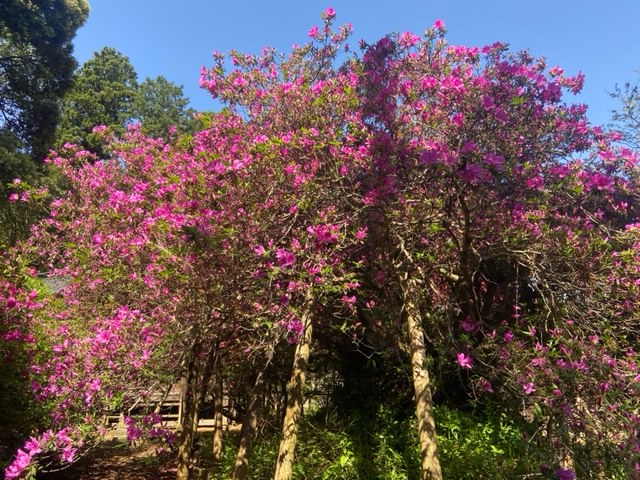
[522,382,536,395]
[450,112,464,127]
[5,449,31,479]
[554,467,576,480]
[322,7,335,19]
[6,296,16,309]
[483,152,505,170]
[478,378,494,393]
[282,318,303,343]
[341,295,356,305]
[307,224,339,245]
[398,31,420,48]
[24,437,42,456]
[419,148,439,165]
[61,446,76,463]
[459,315,479,333]
[456,352,473,369]
[459,164,490,184]
[275,248,295,268]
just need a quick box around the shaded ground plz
[37,441,177,480]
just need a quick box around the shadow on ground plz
[37,441,176,480]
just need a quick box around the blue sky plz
[73,1,640,127]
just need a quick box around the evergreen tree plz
[132,75,197,138]
[0,0,89,162]
[56,47,138,156]
[57,49,197,155]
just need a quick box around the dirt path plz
[37,441,177,480]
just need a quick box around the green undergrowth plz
[198,405,541,480]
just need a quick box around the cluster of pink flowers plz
[280,316,304,343]
[124,414,175,445]
[4,428,83,479]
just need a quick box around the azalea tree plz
[4,124,264,479]
[353,21,640,480]
[7,89,365,480]
[5,9,640,480]
[200,11,367,478]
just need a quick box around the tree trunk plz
[176,348,202,480]
[273,300,313,480]
[402,275,443,480]
[231,370,265,480]
[211,365,224,463]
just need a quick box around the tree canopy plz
[0,0,89,161]
[132,75,198,138]
[55,47,138,155]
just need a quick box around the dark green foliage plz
[56,47,138,156]
[0,156,65,246]
[132,76,198,138]
[0,133,37,245]
[0,342,49,463]
[0,195,35,247]
[0,0,89,52]
[0,0,89,161]
[0,131,36,188]
[435,407,534,479]
[193,343,540,479]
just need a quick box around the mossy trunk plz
[403,275,442,480]
[231,370,265,480]
[273,301,313,480]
